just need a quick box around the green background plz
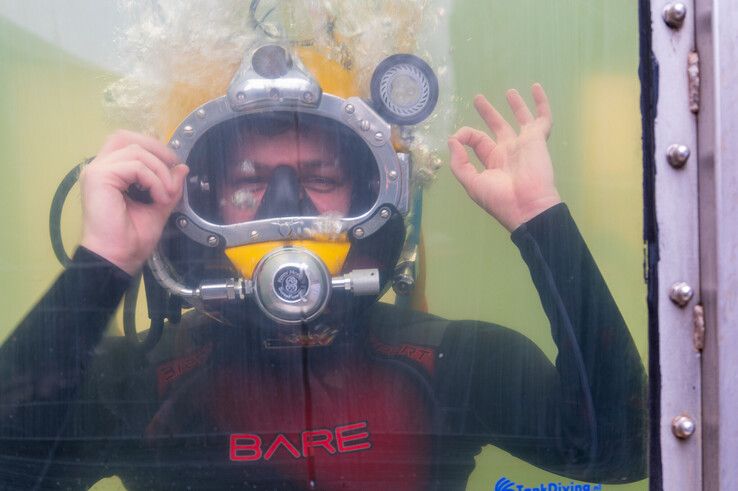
[0,1,646,490]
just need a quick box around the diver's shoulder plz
[366,302,450,347]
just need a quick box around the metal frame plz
[169,94,407,248]
[695,0,738,489]
[650,1,702,489]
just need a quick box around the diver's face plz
[220,130,352,224]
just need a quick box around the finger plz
[102,144,179,196]
[110,161,172,206]
[447,137,480,191]
[473,95,516,140]
[532,83,553,134]
[98,130,179,167]
[506,89,534,126]
[453,127,497,167]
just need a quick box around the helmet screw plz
[207,235,219,247]
[170,139,181,149]
[302,91,314,103]
[388,170,398,181]
[345,104,355,114]
[176,217,188,229]
[374,132,384,142]
[380,208,391,219]
[196,108,207,119]
[183,125,194,137]
[250,230,259,239]
[237,92,246,102]
[353,228,365,239]
[360,120,371,131]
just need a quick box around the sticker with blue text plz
[495,476,603,491]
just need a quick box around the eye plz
[233,175,268,191]
[301,175,343,192]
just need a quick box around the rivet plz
[672,415,696,439]
[170,139,181,149]
[663,2,687,29]
[379,208,391,219]
[183,125,194,137]
[302,91,314,103]
[196,108,207,119]
[669,281,694,307]
[250,230,259,239]
[353,227,365,239]
[207,235,219,247]
[388,170,398,181]
[667,144,690,169]
[176,217,188,229]
[374,131,384,142]
[345,104,355,114]
[360,120,371,131]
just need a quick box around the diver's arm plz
[510,203,646,481]
[446,87,646,481]
[437,206,646,483]
[0,131,187,488]
[0,247,132,489]
[1,130,185,431]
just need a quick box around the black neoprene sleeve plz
[0,247,131,487]
[441,203,647,483]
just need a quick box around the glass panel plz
[0,1,648,490]
[187,113,380,225]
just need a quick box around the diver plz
[0,44,646,490]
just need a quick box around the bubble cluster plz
[105,0,455,185]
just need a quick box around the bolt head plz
[345,104,355,114]
[388,170,398,181]
[379,208,391,219]
[250,230,259,239]
[207,235,219,247]
[196,108,207,119]
[669,281,694,307]
[360,120,371,132]
[176,217,188,229]
[667,144,690,169]
[353,227,365,239]
[663,2,687,29]
[672,415,696,439]
[170,139,181,149]
[374,131,384,142]
[183,125,194,137]
[302,91,314,103]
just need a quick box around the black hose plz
[49,160,89,267]
[123,272,165,352]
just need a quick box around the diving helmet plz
[149,44,438,343]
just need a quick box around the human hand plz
[79,130,189,275]
[448,84,561,232]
